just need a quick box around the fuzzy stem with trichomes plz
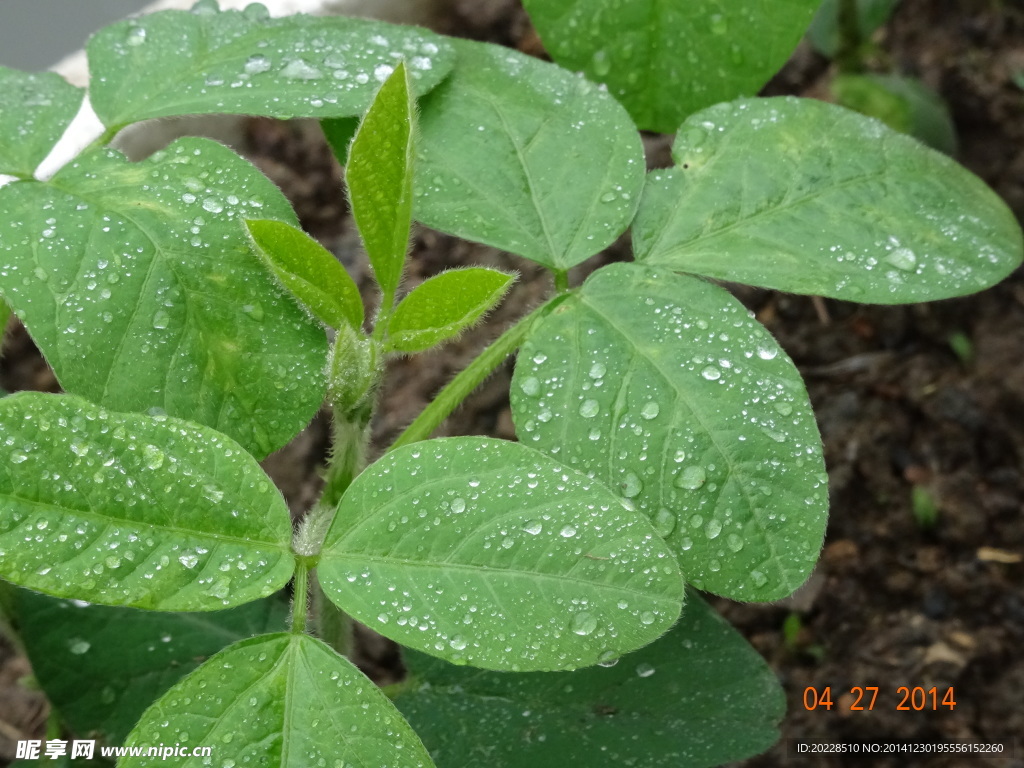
[389,292,571,452]
[290,558,310,635]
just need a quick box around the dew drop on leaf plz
[675,465,707,490]
[640,401,660,420]
[578,399,600,418]
[653,508,676,537]
[571,612,597,636]
[636,662,656,678]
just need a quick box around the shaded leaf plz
[320,115,359,166]
[319,437,684,671]
[633,97,1023,303]
[512,264,827,600]
[0,392,295,610]
[807,0,901,58]
[831,73,957,154]
[246,219,363,330]
[522,0,820,133]
[0,138,326,458]
[348,61,414,300]
[122,633,434,767]
[386,268,514,353]
[11,587,288,745]
[0,66,83,178]
[87,6,453,128]
[397,591,783,768]
[415,38,644,271]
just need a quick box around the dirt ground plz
[1,1,1022,766]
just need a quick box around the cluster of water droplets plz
[0,394,292,609]
[322,438,680,670]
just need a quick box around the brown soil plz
[1,1,1022,766]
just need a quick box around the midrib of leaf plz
[579,294,793,583]
[0,491,287,550]
[480,92,560,264]
[323,552,675,601]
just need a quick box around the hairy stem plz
[389,293,571,452]
[290,559,310,635]
[320,416,369,510]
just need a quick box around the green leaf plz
[0,67,83,178]
[386,268,515,353]
[831,73,957,155]
[633,97,1023,304]
[415,38,644,271]
[0,392,295,610]
[246,219,363,330]
[521,0,821,133]
[348,61,415,301]
[122,633,434,767]
[10,587,288,745]
[0,138,326,458]
[321,115,360,166]
[319,437,684,671]
[87,6,454,128]
[511,264,827,600]
[807,0,901,58]
[397,591,783,768]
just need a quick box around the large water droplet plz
[519,376,540,396]
[152,310,170,330]
[701,365,722,381]
[143,444,165,470]
[68,638,91,655]
[244,54,272,75]
[635,662,656,678]
[523,520,543,535]
[640,401,660,420]
[705,519,722,540]
[886,247,917,271]
[726,533,744,552]
[588,363,606,379]
[282,58,322,80]
[126,25,147,46]
[653,508,676,538]
[571,612,597,636]
[591,49,611,76]
[621,472,643,498]
[578,399,600,418]
[676,466,707,490]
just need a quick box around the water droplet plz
[282,58,322,80]
[653,508,676,537]
[519,376,540,396]
[560,524,577,538]
[886,248,917,271]
[773,401,793,416]
[244,54,272,75]
[202,198,223,213]
[152,310,170,330]
[591,49,611,77]
[68,638,91,655]
[705,519,722,539]
[126,25,147,46]
[639,611,656,625]
[588,363,606,379]
[449,635,467,651]
[600,191,617,203]
[756,345,778,360]
[751,570,768,588]
[597,650,619,667]
[726,533,744,552]
[571,612,597,636]
[523,521,543,535]
[635,662,656,678]
[578,399,600,418]
[701,365,722,381]
[621,472,643,498]
[640,401,660,420]
[450,498,466,514]
[675,466,707,490]
[710,13,728,35]
[143,444,165,470]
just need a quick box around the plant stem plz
[389,293,571,452]
[320,416,369,510]
[312,575,352,657]
[290,559,310,635]
[835,0,864,73]
[553,269,570,293]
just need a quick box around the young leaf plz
[521,0,821,133]
[0,138,326,459]
[87,7,454,128]
[511,264,827,601]
[246,219,364,330]
[396,591,784,768]
[0,392,295,611]
[807,0,901,58]
[348,61,415,303]
[0,67,83,178]
[831,73,957,155]
[386,268,515,353]
[415,38,644,271]
[318,437,684,671]
[10,587,288,745]
[633,98,1023,304]
[121,633,434,768]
